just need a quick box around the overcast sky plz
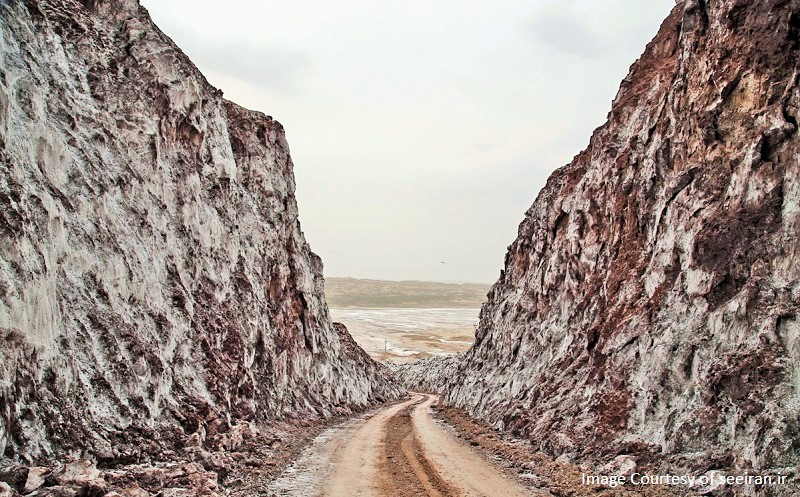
[141,0,675,284]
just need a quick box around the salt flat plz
[330,307,479,364]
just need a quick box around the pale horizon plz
[325,275,491,286]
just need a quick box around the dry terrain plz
[270,393,534,497]
[269,393,676,496]
[326,278,487,363]
[330,308,478,363]
[324,278,490,308]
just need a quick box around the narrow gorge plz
[2,0,800,496]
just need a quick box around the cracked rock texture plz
[436,0,800,489]
[390,356,461,394]
[0,0,399,466]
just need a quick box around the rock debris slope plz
[0,0,398,465]
[443,0,799,482]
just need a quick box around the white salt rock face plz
[0,0,401,462]
[410,0,800,486]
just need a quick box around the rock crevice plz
[0,0,399,466]
[407,0,800,487]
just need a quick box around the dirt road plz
[270,393,538,497]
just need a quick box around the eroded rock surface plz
[0,0,399,477]
[432,0,799,490]
[390,356,461,394]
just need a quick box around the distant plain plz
[326,278,490,363]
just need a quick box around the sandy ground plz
[434,405,677,497]
[409,395,545,497]
[269,400,413,496]
[329,308,478,363]
[269,393,533,497]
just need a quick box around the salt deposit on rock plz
[0,0,399,469]
[402,1,800,492]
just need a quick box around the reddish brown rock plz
[425,0,800,493]
[23,467,49,494]
[0,0,400,478]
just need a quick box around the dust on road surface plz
[270,393,535,497]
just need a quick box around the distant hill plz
[324,278,490,308]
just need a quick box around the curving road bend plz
[270,393,536,497]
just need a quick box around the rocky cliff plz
[390,355,461,394]
[0,0,398,472]
[442,0,800,488]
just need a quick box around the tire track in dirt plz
[270,393,532,496]
[408,393,535,497]
[379,398,459,497]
